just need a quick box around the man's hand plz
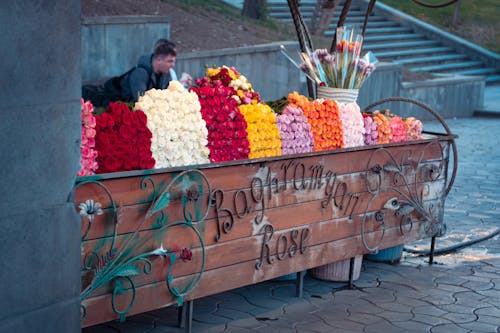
[180,72,193,88]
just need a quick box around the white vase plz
[317,86,359,104]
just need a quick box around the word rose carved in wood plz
[74,135,453,327]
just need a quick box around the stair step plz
[364,33,425,42]
[486,75,500,83]
[452,68,498,75]
[364,40,440,51]
[374,46,454,58]
[394,54,467,65]
[364,27,412,35]
[324,20,400,30]
[410,61,484,73]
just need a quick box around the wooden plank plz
[79,172,445,241]
[75,141,447,208]
[81,221,427,327]
[82,197,440,298]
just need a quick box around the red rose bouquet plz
[95,102,155,173]
[191,78,250,162]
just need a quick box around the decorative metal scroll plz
[360,141,447,252]
[73,170,211,322]
[361,96,458,253]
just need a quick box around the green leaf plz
[114,265,140,277]
[170,253,177,265]
[147,192,171,218]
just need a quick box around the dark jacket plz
[120,54,172,102]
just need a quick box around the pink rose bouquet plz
[78,99,98,176]
[276,105,314,155]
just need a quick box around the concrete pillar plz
[0,1,82,332]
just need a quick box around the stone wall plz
[0,1,81,332]
[82,16,170,82]
[175,41,307,101]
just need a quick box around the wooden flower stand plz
[74,100,457,330]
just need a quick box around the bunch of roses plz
[206,65,261,105]
[78,99,98,176]
[372,110,392,144]
[388,113,408,143]
[276,105,314,155]
[95,102,154,173]
[239,103,282,159]
[405,117,423,140]
[338,102,365,148]
[288,92,343,151]
[362,112,378,145]
[190,79,250,162]
[134,81,210,168]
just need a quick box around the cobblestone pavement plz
[84,117,500,333]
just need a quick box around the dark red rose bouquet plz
[95,102,155,173]
[190,79,250,162]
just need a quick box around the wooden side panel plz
[77,139,451,327]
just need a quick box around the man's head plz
[152,44,176,75]
[154,38,176,50]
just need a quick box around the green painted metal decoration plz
[360,141,447,252]
[74,170,211,322]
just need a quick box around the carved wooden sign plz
[75,136,451,327]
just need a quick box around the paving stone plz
[363,319,404,333]
[475,314,500,327]
[376,300,414,314]
[359,287,397,303]
[476,288,500,299]
[411,313,454,326]
[227,317,267,330]
[221,326,253,333]
[421,293,456,306]
[345,311,383,325]
[283,299,319,316]
[441,312,478,324]
[294,316,337,332]
[438,304,476,315]
[457,321,500,333]
[395,296,434,308]
[376,310,414,322]
[435,283,471,293]
[474,306,500,318]
[194,312,233,325]
[462,279,495,291]
[344,297,385,315]
[430,323,471,333]
[391,319,433,331]
[212,307,257,321]
[324,318,366,331]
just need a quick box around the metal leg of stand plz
[429,236,436,265]
[296,270,305,298]
[178,304,186,328]
[348,257,356,289]
[184,300,193,333]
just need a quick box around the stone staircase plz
[266,0,500,84]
